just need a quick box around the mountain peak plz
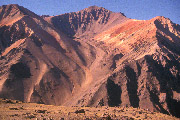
[0,4,21,13]
[152,16,174,27]
[0,4,41,26]
[153,16,169,21]
[0,4,23,26]
[48,5,128,37]
[0,4,20,12]
[82,5,110,12]
[87,5,103,10]
[1,4,19,8]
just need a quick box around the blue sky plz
[0,0,180,24]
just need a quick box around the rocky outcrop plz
[104,54,180,117]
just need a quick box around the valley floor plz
[0,98,178,120]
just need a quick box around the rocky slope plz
[92,17,180,117]
[0,4,180,118]
[0,4,96,106]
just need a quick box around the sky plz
[0,0,180,25]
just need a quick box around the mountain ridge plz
[43,5,128,39]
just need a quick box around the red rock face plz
[0,4,180,118]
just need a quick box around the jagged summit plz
[0,4,19,8]
[0,4,18,11]
[0,4,40,26]
[83,5,126,17]
[0,4,22,25]
[87,5,102,9]
[82,5,110,12]
[0,4,31,16]
[44,5,128,37]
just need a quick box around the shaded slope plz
[0,4,96,106]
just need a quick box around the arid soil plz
[0,98,179,120]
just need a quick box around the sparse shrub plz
[26,115,36,119]
[6,100,14,104]
[129,117,135,120]
[106,115,112,120]
[9,108,18,110]
[19,106,24,110]
[10,114,19,117]
[75,109,85,114]
[35,110,47,113]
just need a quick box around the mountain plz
[93,17,180,117]
[43,5,128,40]
[0,4,96,106]
[0,4,180,118]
